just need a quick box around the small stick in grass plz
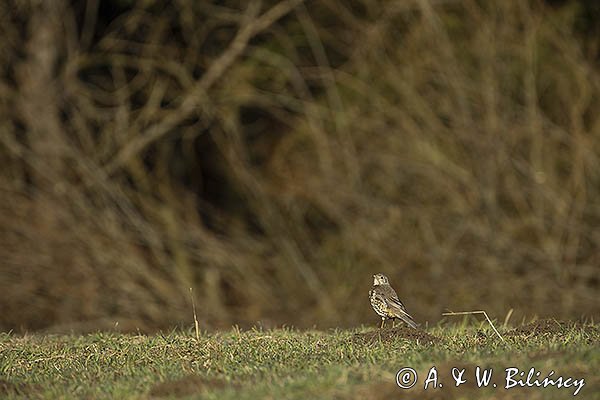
[442,310,506,343]
[190,287,200,341]
[503,308,514,328]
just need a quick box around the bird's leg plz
[392,320,396,328]
[380,318,385,329]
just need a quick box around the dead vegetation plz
[0,1,598,331]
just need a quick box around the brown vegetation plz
[0,1,598,332]
[149,375,228,398]
[0,379,40,397]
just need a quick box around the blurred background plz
[0,0,598,333]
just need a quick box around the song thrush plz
[369,273,417,329]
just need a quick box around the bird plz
[369,273,418,329]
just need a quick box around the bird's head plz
[373,273,389,286]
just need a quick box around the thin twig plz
[190,287,200,342]
[442,310,506,343]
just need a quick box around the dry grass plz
[0,0,598,332]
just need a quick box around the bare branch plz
[104,0,306,174]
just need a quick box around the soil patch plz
[353,326,440,345]
[149,375,229,398]
[506,319,599,341]
[0,379,41,396]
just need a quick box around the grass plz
[0,320,598,399]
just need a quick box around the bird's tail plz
[399,313,418,329]
[389,301,418,329]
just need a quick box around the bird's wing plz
[385,296,418,329]
[390,292,405,308]
[388,288,405,305]
[380,285,406,309]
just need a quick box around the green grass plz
[0,320,598,399]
